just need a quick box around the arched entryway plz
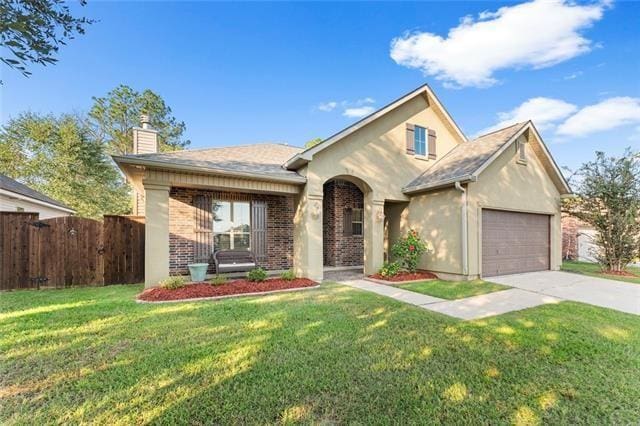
[322,178,365,268]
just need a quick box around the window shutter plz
[194,194,213,263]
[406,123,415,155]
[251,201,267,262]
[343,208,353,236]
[428,128,437,159]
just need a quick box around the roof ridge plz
[472,121,528,141]
[131,142,302,157]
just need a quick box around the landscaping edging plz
[136,284,321,304]
[364,276,436,285]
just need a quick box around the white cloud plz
[564,71,583,80]
[390,0,608,88]
[317,101,338,112]
[556,97,640,137]
[343,106,375,118]
[478,97,577,135]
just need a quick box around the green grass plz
[562,260,640,284]
[398,279,510,300]
[1,283,639,424]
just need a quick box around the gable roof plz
[0,174,74,212]
[113,143,306,184]
[403,121,571,195]
[284,84,468,170]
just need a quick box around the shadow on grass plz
[0,283,638,424]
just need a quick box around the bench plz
[213,250,257,276]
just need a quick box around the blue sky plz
[1,0,639,171]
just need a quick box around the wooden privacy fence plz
[0,213,144,290]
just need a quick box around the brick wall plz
[562,214,578,260]
[323,180,364,266]
[169,187,294,275]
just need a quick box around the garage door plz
[482,209,550,277]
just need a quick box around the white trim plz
[284,84,467,169]
[0,188,75,214]
[402,175,477,194]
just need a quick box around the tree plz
[563,149,640,272]
[89,85,190,155]
[1,0,94,77]
[304,137,323,149]
[0,112,130,219]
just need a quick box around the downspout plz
[454,182,469,277]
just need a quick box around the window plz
[352,208,363,236]
[16,206,24,212]
[213,201,250,250]
[414,125,427,156]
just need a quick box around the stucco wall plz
[293,93,464,279]
[405,188,464,275]
[466,138,562,277]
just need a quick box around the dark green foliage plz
[1,0,94,77]
[563,149,640,271]
[279,270,296,281]
[0,112,130,218]
[89,85,190,155]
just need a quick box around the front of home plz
[113,85,571,288]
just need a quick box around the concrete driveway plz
[489,271,640,315]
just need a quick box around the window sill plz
[414,155,430,162]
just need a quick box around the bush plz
[159,276,187,290]
[210,275,228,286]
[378,261,401,278]
[391,229,431,273]
[247,267,268,282]
[280,269,296,281]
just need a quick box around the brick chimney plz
[132,113,158,154]
[131,114,159,215]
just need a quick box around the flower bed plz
[138,278,317,302]
[368,270,437,282]
[603,270,639,278]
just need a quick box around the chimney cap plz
[140,113,151,129]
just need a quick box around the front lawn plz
[1,283,639,424]
[562,260,640,284]
[399,279,509,299]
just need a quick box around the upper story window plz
[414,125,427,156]
[213,201,250,250]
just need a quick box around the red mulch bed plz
[138,278,317,302]
[602,270,639,277]
[368,270,438,282]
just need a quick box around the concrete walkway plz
[490,271,640,316]
[339,279,559,320]
[339,270,639,320]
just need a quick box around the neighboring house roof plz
[403,121,571,195]
[113,143,306,184]
[0,174,75,212]
[284,84,468,170]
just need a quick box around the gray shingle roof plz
[120,143,304,181]
[0,174,73,210]
[404,122,527,192]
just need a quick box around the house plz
[113,85,572,288]
[562,215,598,262]
[0,174,75,219]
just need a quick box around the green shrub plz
[210,275,228,286]
[378,261,401,278]
[247,267,268,282]
[280,269,296,281]
[159,276,187,290]
[391,229,432,273]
